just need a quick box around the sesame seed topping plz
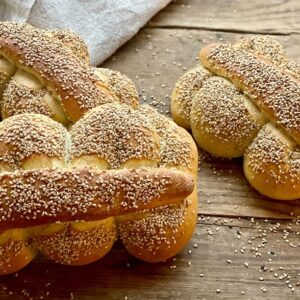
[35,222,117,265]
[172,66,212,126]
[0,113,68,169]
[2,78,52,118]
[173,35,300,199]
[203,43,300,144]
[94,68,139,107]
[245,123,300,188]
[0,167,192,231]
[0,22,116,122]
[70,103,160,169]
[191,76,265,157]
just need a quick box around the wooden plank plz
[103,28,300,219]
[0,217,299,299]
[148,0,300,34]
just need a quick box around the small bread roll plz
[171,36,300,200]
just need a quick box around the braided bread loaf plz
[172,36,300,200]
[0,22,138,125]
[0,102,197,274]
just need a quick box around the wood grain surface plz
[1,1,300,299]
[148,0,300,34]
[0,218,299,300]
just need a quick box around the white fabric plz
[0,0,170,66]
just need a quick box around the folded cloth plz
[0,0,170,66]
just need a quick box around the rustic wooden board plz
[148,0,300,34]
[0,217,299,300]
[103,28,300,219]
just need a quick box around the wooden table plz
[1,1,300,299]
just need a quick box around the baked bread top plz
[0,104,195,232]
[0,22,138,124]
[171,36,300,200]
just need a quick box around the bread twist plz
[171,36,300,200]
[0,102,197,274]
[0,22,138,124]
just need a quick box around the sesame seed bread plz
[171,36,300,200]
[0,22,138,124]
[0,103,197,274]
[117,105,198,262]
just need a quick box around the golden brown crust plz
[2,77,51,118]
[1,68,70,124]
[118,105,198,262]
[69,103,199,263]
[171,67,212,129]
[0,167,194,232]
[94,68,139,107]
[0,113,68,170]
[118,188,197,262]
[198,40,300,200]
[244,123,300,200]
[0,102,197,271]
[138,105,198,172]
[0,22,115,122]
[172,36,300,200]
[70,103,160,169]
[0,22,140,124]
[233,36,288,66]
[46,29,90,64]
[0,227,41,275]
[34,219,117,265]
[0,56,16,98]
[0,239,37,275]
[200,43,300,144]
[190,76,267,158]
